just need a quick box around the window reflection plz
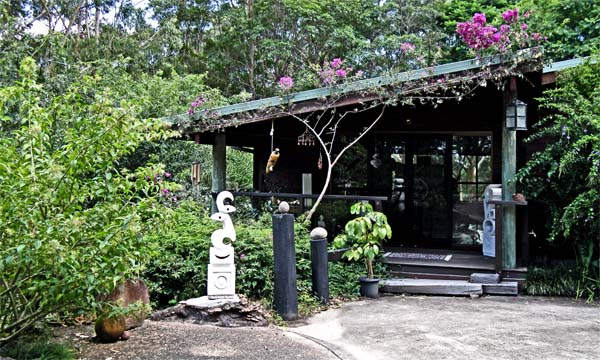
[452,135,492,247]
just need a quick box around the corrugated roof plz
[543,57,593,73]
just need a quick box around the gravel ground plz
[60,321,337,360]
[56,295,600,360]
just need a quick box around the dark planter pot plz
[359,276,380,298]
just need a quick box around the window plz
[452,135,492,247]
[452,136,492,201]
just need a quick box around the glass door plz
[385,135,452,248]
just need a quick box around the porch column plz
[501,79,517,269]
[212,132,226,213]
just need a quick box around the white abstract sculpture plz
[207,191,237,299]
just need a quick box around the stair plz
[381,278,518,296]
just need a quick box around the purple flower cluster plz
[188,96,207,115]
[456,13,499,51]
[400,42,416,53]
[319,57,359,85]
[502,8,519,23]
[456,8,543,54]
[278,76,294,91]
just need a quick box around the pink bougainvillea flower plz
[336,69,348,78]
[472,13,486,25]
[502,8,519,23]
[330,58,343,69]
[278,76,294,91]
[400,42,416,53]
[188,95,207,115]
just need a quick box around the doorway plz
[371,134,492,250]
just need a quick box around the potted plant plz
[333,201,392,298]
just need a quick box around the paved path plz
[73,295,600,360]
[291,295,600,360]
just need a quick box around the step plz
[381,278,518,296]
[390,271,470,281]
[381,279,483,296]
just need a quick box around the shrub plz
[0,58,174,344]
[143,202,280,306]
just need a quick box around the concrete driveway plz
[290,295,600,360]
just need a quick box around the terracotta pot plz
[95,316,126,342]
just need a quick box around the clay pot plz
[95,316,126,342]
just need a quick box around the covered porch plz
[179,52,549,275]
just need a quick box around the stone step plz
[381,278,518,296]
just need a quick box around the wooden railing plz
[213,191,388,213]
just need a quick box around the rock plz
[278,201,290,213]
[310,227,328,240]
[101,279,150,330]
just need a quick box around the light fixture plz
[506,99,527,131]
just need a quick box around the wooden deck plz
[380,247,527,283]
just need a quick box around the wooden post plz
[212,133,226,214]
[272,214,298,320]
[502,79,517,269]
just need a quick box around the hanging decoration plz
[266,120,280,174]
[266,148,280,174]
[297,128,316,146]
[317,151,323,170]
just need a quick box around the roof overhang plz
[171,48,546,133]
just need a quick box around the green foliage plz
[517,0,599,61]
[0,58,175,344]
[0,335,76,360]
[524,263,581,298]
[515,58,600,301]
[143,203,276,305]
[328,261,388,298]
[332,202,392,279]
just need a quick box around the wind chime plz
[297,127,322,169]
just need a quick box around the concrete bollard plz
[310,227,329,304]
[272,203,298,320]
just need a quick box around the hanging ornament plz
[266,148,280,174]
[297,128,316,146]
[317,151,323,170]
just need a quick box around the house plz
[173,50,587,285]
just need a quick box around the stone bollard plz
[272,202,298,320]
[310,227,329,304]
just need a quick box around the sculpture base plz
[182,295,240,308]
[151,294,267,327]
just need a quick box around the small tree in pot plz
[333,201,392,297]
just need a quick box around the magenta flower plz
[188,96,207,115]
[164,172,172,178]
[472,13,486,25]
[330,58,343,69]
[520,23,528,30]
[400,42,416,53]
[502,8,519,23]
[335,69,348,78]
[278,76,294,91]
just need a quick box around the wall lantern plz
[505,99,527,131]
